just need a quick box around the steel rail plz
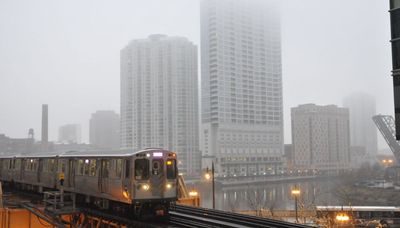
[171,205,311,228]
[80,207,164,228]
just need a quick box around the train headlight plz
[166,183,172,189]
[123,190,130,199]
[142,184,150,191]
[122,186,130,199]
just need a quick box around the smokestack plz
[41,104,48,144]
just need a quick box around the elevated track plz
[169,204,311,228]
[1,186,312,227]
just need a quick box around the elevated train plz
[0,148,178,217]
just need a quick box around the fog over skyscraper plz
[89,110,120,150]
[120,34,200,176]
[200,0,284,176]
[343,93,377,159]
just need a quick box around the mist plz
[0,0,392,149]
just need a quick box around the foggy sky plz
[0,0,392,149]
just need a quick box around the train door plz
[150,159,164,197]
[0,159,3,179]
[38,159,44,183]
[68,159,75,188]
[99,159,109,193]
[20,159,25,181]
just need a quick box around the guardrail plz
[170,204,312,228]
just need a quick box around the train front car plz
[131,149,178,217]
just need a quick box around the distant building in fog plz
[89,110,120,150]
[343,93,377,159]
[0,133,34,155]
[284,144,294,170]
[350,146,367,168]
[291,104,350,173]
[200,0,284,177]
[58,124,81,144]
[120,34,199,176]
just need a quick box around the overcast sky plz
[0,0,393,149]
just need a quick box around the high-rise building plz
[200,0,283,176]
[291,104,350,174]
[389,0,400,139]
[89,110,120,150]
[343,93,377,160]
[120,34,200,176]
[58,124,81,144]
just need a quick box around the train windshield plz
[166,159,176,179]
[135,159,149,180]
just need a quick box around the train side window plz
[60,162,66,173]
[135,159,149,180]
[89,159,97,176]
[125,160,130,178]
[102,160,109,178]
[33,159,38,171]
[14,159,21,170]
[43,159,48,172]
[4,160,9,169]
[25,160,29,171]
[77,159,84,175]
[84,159,90,175]
[166,159,176,179]
[49,159,55,172]
[115,159,122,178]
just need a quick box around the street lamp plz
[205,161,215,209]
[291,186,300,223]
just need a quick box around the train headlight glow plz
[336,213,350,222]
[122,186,130,199]
[142,184,150,191]
[166,183,172,189]
[123,190,130,199]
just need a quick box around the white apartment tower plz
[291,104,351,173]
[201,0,284,176]
[120,34,200,176]
[343,93,377,160]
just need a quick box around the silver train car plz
[0,148,178,217]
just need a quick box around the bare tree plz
[245,187,279,219]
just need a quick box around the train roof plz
[0,148,169,159]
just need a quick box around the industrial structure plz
[372,115,400,163]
